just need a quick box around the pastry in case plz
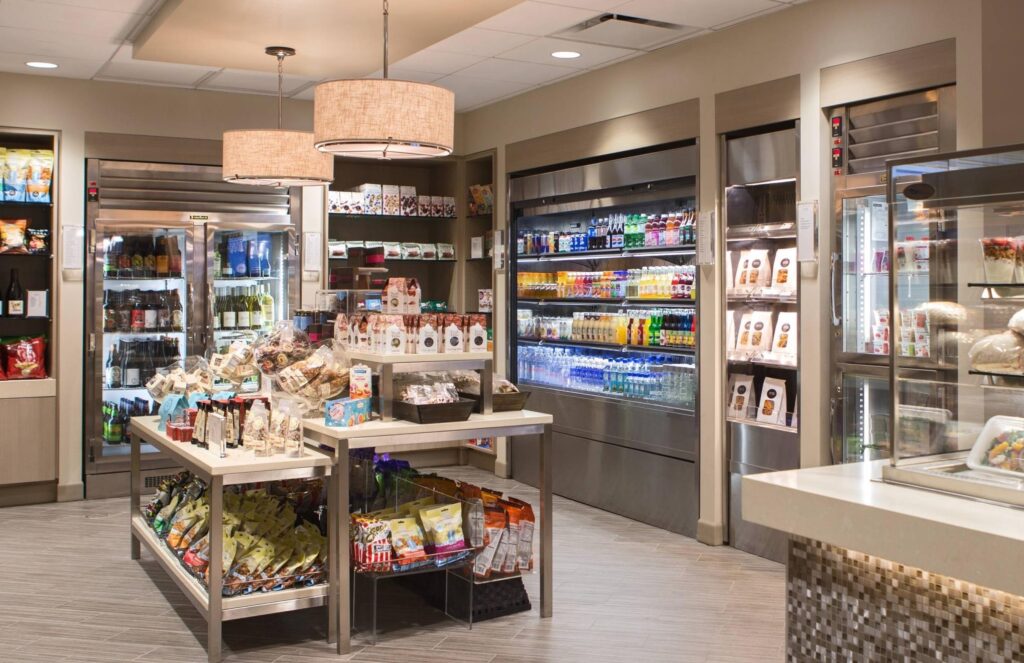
[966,415,1024,477]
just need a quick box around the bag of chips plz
[254,320,313,376]
[3,150,30,202]
[473,507,507,578]
[4,336,45,379]
[0,219,28,254]
[509,498,536,572]
[418,503,466,555]
[389,517,427,571]
[25,150,53,204]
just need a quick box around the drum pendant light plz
[222,47,334,186]
[313,0,454,159]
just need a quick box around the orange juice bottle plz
[614,314,628,345]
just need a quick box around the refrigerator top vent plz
[844,89,942,175]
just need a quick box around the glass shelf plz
[516,245,696,263]
[329,213,455,221]
[104,276,184,283]
[518,297,695,307]
[518,337,695,356]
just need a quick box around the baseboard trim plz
[57,482,84,502]
[0,481,57,507]
[697,519,726,546]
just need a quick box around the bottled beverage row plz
[517,346,695,409]
[101,397,157,444]
[104,234,183,279]
[519,310,696,349]
[105,337,181,389]
[213,286,276,332]
[214,232,275,279]
[103,289,184,333]
[518,267,697,300]
[517,209,696,255]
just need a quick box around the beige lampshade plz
[222,129,334,186]
[314,79,454,159]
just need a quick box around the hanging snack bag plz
[734,251,752,289]
[5,336,46,379]
[749,310,774,352]
[473,508,506,578]
[26,150,53,203]
[757,377,788,425]
[3,149,30,202]
[771,247,797,293]
[736,312,754,351]
[508,498,536,572]
[0,219,28,254]
[773,312,798,356]
[728,374,754,419]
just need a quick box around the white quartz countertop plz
[743,460,1024,597]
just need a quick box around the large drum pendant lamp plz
[313,0,454,159]
[223,47,334,186]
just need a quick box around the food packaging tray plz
[392,398,475,424]
[965,415,1024,478]
[459,390,531,413]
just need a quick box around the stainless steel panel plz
[730,473,786,563]
[728,421,799,472]
[509,144,697,203]
[517,182,695,217]
[847,131,938,161]
[525,384,697,461]
[512,430,698,537]
[848,91,939,129]
[725,129,797,185]
[847,115,938,145]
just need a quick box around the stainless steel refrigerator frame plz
[84,159,300,498]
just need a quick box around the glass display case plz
[883,144,1024,507]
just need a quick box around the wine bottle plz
[157,290,171,331]
[170,290,183,332]
[5,268,25,317]
[168,236,182,277]
[144,238,156,278]
[212,288,222,330]
[221,288,236,330]
[236,287,250,329]
[131,237,145,278]
[249,286,263,330]
[105,345,121,388]
[259,285,275,329]
[104,238,119,279]
[155,237,169,277]
[123,341,140,388]
[144,291,158,331]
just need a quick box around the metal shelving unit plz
[128,417,338,663]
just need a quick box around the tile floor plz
[0,467,785,662]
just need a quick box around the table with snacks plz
[129,415,339,663]
[302,408,554,654]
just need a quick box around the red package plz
[5,336,46,379]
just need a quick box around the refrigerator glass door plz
[840,194,889,357]
[206,226,296,392]
[835,370,891,463]
[88,226,191,469]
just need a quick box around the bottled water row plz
[517,346,695,409]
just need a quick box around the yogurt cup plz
[981,237,1016,283]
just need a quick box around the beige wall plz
[982,0,1024,146]
[459,0,986,544]
[0,72,319,500]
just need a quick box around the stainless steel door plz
[85,216,197,477]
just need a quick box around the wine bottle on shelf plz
[105,345,121,388]
[6,268,25,317]
[168,236,182,277]
[155,237,169,277]
[104,239,119,279]
[102,291,115,332]
[221,288,236,330]
[212,288,222,331]
[130,238,144,279]
[236,287,251,329]
[170,290,183,331]
[248,286,261,330]
[259,285,275,330]
[143,291,158,331]
[121,341,139,388]
[144,239,156,278]
[156,290,170,331]
[260,241,271,277]
[221,240,233,278]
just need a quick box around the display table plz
[303,409,554,654]
[346,350,494,421]
[128,417,339,663]
[744,461,1024,659]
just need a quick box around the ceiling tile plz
[94,45,219,86]
[0,26,120,60]
[0,0,142,40]
[200,69,319,96]
[35,0,157,13]
[456,58,576,85]
[497,36,637,69]
[390,50,483,76]
[478,1,603,36]
[434,73,534,111]
[365,68,444,83]
[427,28,536,58]
[612,0,782,29]
[0,51,104,79]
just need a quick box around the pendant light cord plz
[276,51,284,130]
[382,0,389,80]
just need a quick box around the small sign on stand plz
[797,201,818,263]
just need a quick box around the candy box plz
[359,183,383,215]
[418,195,432,217]
[400,186,417,216]
[325,396,371,427]
[382,185,400,216]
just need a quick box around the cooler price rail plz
[128,416,338,663]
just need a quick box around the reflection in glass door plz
[835,370,891,463]
[840,195,889,358]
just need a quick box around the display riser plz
[512,429,698,537]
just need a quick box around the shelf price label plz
[696,210,714,266]
[797,200,818,263]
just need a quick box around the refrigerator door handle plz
[829,251,841,327]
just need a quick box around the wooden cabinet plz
[0,391,57,485]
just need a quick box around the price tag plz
[797,201,818,263]
[302,232,322,271]
[696,210,715,266]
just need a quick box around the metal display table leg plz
[540,423,553,618]
[130,432,141,561]
[329,439,351,653]
[208,477,224,663]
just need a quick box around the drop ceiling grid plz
[0,0,805,112]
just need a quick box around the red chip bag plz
[5,336,46,379]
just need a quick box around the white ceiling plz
[0,0,809,112]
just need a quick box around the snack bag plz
[26,228,49,254]
[771,247,796,292]
[0,219,28,254]
[4,336,46,379]
[253,320,313,376]
[509,498,536,572]
[757,377,787,425]
[418,503,467,555]
[727,374,754,419]
[473,507,507,578]
[773,312,798,356]
[3,149,30,202]
[242,399,271,456]
[389,517,427,570]
[26,150,53,203]
[500,501,522,574]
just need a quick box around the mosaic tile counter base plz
[787,537,1024,662]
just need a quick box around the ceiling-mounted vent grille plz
[845,90,941,175]
[556,13,701,50]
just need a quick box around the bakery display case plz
[882,144,1024,506]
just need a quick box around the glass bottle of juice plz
[648,314,660,347]
[615,314,628,345]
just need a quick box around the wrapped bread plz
[968,331,1024,372]
[1009,309,1024,335]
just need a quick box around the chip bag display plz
[4,336,46,379]
[0,219,28,254]
[3,149,30,202]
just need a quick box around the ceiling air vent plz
[556,13,702,51]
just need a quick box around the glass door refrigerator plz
[828,87,955,464]
[84,159,297,498]
[507,143,701,536]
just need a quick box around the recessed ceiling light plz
[26,61,58,69]
[551,51,581,60]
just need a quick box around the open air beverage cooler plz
[84,160,300,498]
[507,144,701,536]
